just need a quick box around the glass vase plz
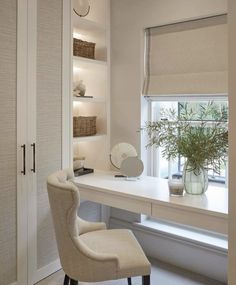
[183,160,208,195]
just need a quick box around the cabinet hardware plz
[21,144,26,175]
[31,143,36,173]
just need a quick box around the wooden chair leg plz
[127,277,132,285]
[64,275,70,285]
[142,275,150,285]
[70,279,78,285]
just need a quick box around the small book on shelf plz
[74,95,93,98]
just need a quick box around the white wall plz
[110,0,227,153]
[228,0,236,284]
[110,0,229,282]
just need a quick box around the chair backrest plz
[47,169,81,276]
[47,169,118,282]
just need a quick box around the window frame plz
[144,94,228,187]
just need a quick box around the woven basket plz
[73,38,95,59]
[73,116,97,137]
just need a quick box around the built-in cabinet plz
[0,1,110,284]
[72,0,110,170]
[0,1,70,285]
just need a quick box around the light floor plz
[37,258,226,285]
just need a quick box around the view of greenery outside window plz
[149,99,228,186]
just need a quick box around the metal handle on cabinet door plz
[21,144,26,175]
[31,143,36,173]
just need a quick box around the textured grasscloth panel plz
[37,0,62,268]
[0,1,17,284]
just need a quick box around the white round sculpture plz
[120,157,144,178]
[110,143,137,169]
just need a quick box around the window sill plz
[137,218,228,253]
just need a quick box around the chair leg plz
[70,279,78,285]
[127,277,132,285]
[142,275,150,285]
[64,275,70,285]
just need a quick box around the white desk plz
[73,170,228,234]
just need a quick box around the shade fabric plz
[144,15,228,96]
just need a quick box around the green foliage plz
[143,102,228,174]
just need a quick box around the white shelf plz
[73,56,107,67]
[72,0,109,170]
[73,134,106,142]
[73,96,105,103]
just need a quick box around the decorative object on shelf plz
[73,80,86,97]
[74,167,94,176]
[168,178,184,196]
[142,101,228,194]
[73,38,95,59]
[110,143,137,169]
[73,116,96,137]
[73,0,90,17]
[73,156,86,170]
[120,157,144,178]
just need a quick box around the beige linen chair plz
[47,169,151,285]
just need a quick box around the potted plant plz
[142,102,228,194]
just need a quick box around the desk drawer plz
[152,203,227,234]
[79,187,152,215]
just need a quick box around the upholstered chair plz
[47,169,151,285]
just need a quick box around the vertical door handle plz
[21,144,26,175]
[31,143,36,173]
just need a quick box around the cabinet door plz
[27,0,64,283]
[0,1,28,285]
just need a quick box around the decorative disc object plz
[120,157,144,178]
[110,143,137,169]
[73,0,90,17]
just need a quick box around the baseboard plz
[33,258,62,284]
[110,217,227,283]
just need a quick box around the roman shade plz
[143,15,228,96]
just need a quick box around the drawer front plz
[152,204,227,234]
[79,187,152,215]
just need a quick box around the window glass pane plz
[150,99,228,184]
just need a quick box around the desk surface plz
[73,170,228,234]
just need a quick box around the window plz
[146,97,228,186]
[140,15,228,235]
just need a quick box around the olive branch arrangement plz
[142,102,228,175]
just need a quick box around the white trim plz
[139,218,228,251]
[144,94,228,102]
[17,0,29,284]
[73,97,105,103]
[32,259,61,284]
[27,0,37,284]
[73,134,106,142]
[62,0,72,168]
[147,100,153,175]
[105,0,111,171]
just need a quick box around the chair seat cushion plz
[79,229,151,278]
